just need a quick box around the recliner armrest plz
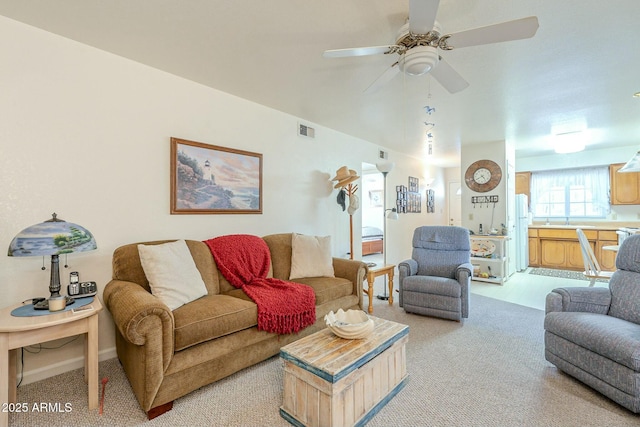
[398,259,417,308]
[456,262,473,281]
[545,287,611,315]
[398,259,418,278]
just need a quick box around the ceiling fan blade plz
[409,0,440,34]
[364,62,400,94]
[430,58,469,94]
[444,16,539,49]
[323,45,399,58]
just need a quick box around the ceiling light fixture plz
[398,46,439,76]
[553,131,585,154]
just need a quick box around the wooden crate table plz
[279,316,409,427]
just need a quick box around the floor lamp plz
[376,162,398,300]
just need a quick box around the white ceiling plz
[1,0,639,167]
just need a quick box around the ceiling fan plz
[323,0,539,94]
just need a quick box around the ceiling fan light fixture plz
[398,46,439,76]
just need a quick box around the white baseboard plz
[19,346,117,386]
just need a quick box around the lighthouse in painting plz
[204,159,215,184]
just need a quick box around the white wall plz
[0,16,445,383]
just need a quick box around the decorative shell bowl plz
[324,309,374,339]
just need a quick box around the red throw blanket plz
[203,234,316,334]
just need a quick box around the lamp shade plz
[8,213,97,257]
[376,162,395,174]
[619,151,640,173]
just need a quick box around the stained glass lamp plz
[8,213,97,310]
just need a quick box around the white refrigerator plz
[515,194,529,271]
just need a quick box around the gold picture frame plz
[170,137,262,214]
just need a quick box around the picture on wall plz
[170,137,262,214]
[426,189,435,213]
[398,181,421,213]
[369,190,383,207]
[408,176,419,192]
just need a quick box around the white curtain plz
[530,166,609,218]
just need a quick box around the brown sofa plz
[103,233,366,419]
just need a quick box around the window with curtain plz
[530,166,610,219]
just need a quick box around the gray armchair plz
[398,226,472,321]
[544,234,640,413]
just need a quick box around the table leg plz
[387,269,394,305]
[1,334,9,427]
[8,350,16,403]
[366,272,374,314]
[86,316,99,410]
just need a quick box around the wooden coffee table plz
[280,315,409,427]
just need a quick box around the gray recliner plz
[544,234,640,413]
[398,226,472,321]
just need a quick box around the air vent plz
[379,150,388,159]
[298,123,315,138]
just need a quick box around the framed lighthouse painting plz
[170,137,263,214]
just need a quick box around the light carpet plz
[10,294,639,426]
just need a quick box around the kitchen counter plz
[528,225,618,271]
[530,223,640,231]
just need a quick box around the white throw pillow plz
[138,240,208,310]
[289,234,335,280]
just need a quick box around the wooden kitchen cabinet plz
[515,172,531,202]
[534,228,600,271]
[540,239,584,270]
[597,230,618,271]
[610,163,640,205]
[528,228,539,267]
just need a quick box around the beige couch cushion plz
[138,240,209,310]
[289,234,335,279]
[173,294,257,351]
[291,276,354,306]
[112,240,220,295]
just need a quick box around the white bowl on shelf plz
[324,309,374,339]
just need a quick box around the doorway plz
[361,163,384,262]
[448,181,462,226]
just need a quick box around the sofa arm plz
[332,257,366,308]
[103,279,175,371]
[545,287,611,315]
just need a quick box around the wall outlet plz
[469,213,474,220]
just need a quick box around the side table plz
[0,298,102,427]
[363,264,395,314]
